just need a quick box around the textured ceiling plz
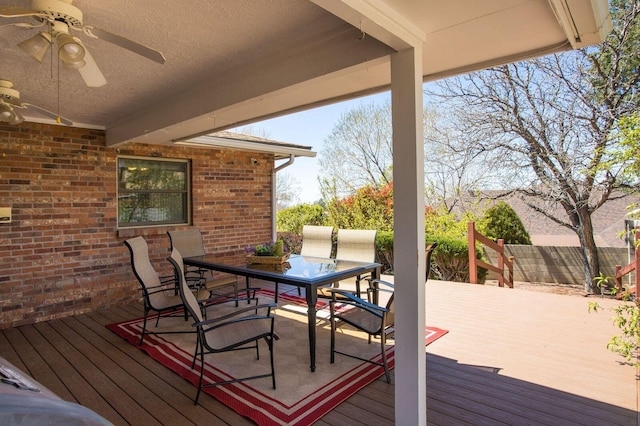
[0,0,610,146]
[0,0,345,126]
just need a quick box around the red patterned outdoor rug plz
[107,290,447,425]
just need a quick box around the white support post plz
[391,46,425,425]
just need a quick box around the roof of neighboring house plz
[455,191,638,248]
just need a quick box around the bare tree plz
[276,172,301,211]
[424,107,502,212]
[318,101,393,199]
[430,0,640,292]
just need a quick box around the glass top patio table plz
[183,254,381,372]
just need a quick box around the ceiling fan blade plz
[78,47,106,87]
[0,6,45,18]
[87,27,166,64]
[23,103,74,126]
[4,98,23,107]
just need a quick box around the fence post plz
[507,255,514,288]
[634,231,639,295]
[468,221,477,284]
[497,239,505,287]
[615,264,623,299]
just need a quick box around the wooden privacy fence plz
[468,222,514,288]
[615,230,639,298]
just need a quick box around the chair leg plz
[268,336,276,389]
[192,334,200,369]
[330,304,336,364]
[194,348,205,405]
[139,308,149,345]
[380,332,390,383]
[274,282,279,303]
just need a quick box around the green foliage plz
[276,203,328,233]
[424,205,480,239]
[430,235,487,283]
[277,231,302,255]
[589,292,640,366]
[605,112,640,187]
[476,201,531,244]
[374,231,486,283]
[326,182,393,231]
[375,231,394,273]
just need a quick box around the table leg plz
[371,266,381,305]
[245,277,252,303]
[305,286,318,372]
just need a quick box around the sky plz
[232,91,392,204]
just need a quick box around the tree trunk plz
[575,208,600,293]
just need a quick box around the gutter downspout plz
[272,154,296,241]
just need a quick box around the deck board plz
[0,280,637,425]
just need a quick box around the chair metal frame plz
[124,236,192,345]
[329,242,438,383]
[168,229,239,298]
[167,248,278,405]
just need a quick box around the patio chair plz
[329,242,437,383]
[277,225,334,297]
[300,225,334,258]
[167,248,277,405]
[168,229,238,298]
[317,229,376,298]
[124,236,208,345]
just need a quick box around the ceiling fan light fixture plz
[62,59,86,69]
[57,33,85,64]
[17,32,52,63]
[0,101,24,125]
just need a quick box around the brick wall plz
[0,122,273,329]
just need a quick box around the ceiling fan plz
[0,0,166,87]
[0,79,72,125]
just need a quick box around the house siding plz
[0,122,273,329]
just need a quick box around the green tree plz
[430,0,640,292]
[477,201,531,245]
[276,203,328,233]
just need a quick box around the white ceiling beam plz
[312,0,426,50]
[105,26,392,146]
[547,0,612,48]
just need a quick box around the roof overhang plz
[175,132,316,161]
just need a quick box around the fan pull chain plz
[56,52,61,124]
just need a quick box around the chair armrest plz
[369,278,394,289]
[330,290,388,313]
[195,303,277,327]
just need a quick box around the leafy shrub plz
[327,183,393,232]
[476,201,531,244]
[373,232,486,283]
[375,231,394,273]
[277,231,302,254]
[276,204,328,233]
[430,236,487,283]
[425,205,480,239]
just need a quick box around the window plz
[118,156,190,228]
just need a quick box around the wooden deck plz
[0,279,637,425]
